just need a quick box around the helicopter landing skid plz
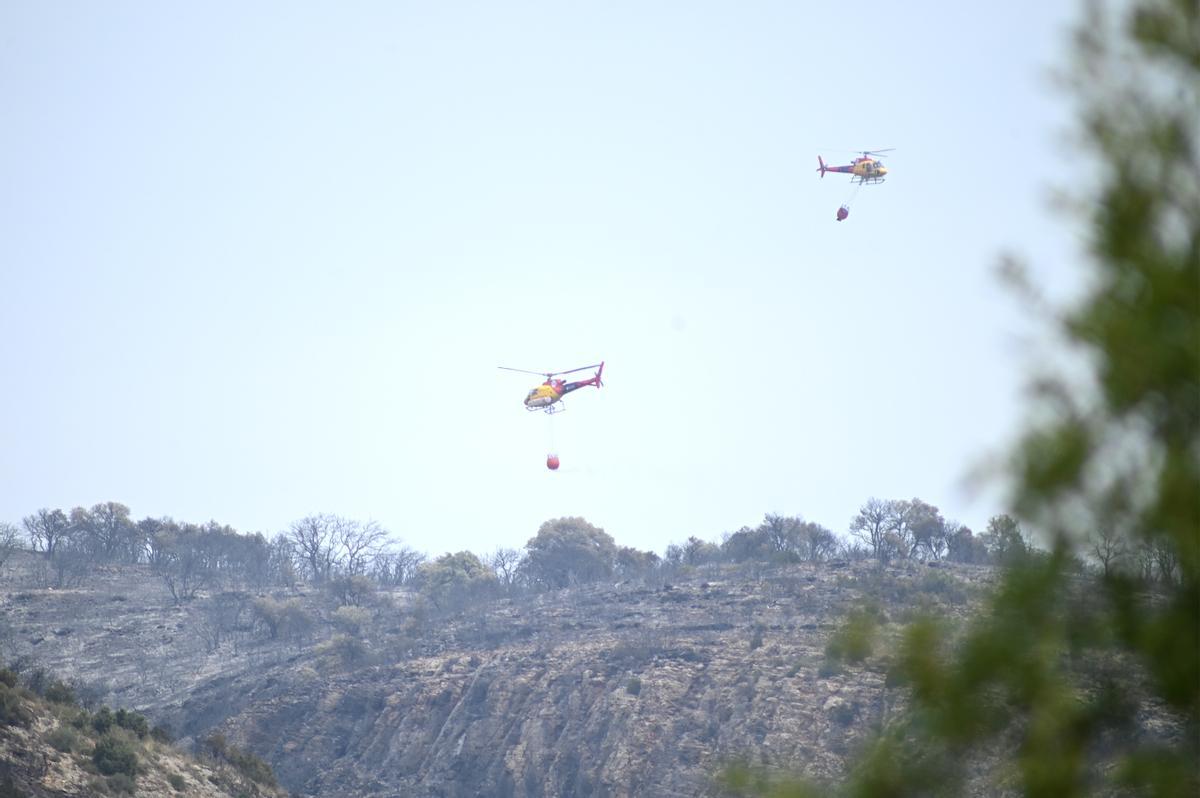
[526,403,566,415]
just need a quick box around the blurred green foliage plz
[823,608,878,666]
[722,0,1198,795]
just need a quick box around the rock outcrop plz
[0,553,995,796]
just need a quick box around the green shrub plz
[72,681,107,712]
[915,569,968,604]
[817,659,842,679]
[830,701,858,726]
[92,734,138,778]
[231,749,277,788]
[316,634,368,667]
[331,605,370,635]
[92,707,114,734]
[203,733,278,788]
[104,773,136,794]
[43,680,76,706]
[167,773,186,792]
[114,709,148,739]
[202,732,229,760]
[0,685,32,727]
[252,597,312,644]
[626,677,642,696]
[328,575,376,607]
[47,724,81,752]
[0,669,17,688]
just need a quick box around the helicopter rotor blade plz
[498,366,554,378]
[820,148,896,156]
[498,363,602,378]
[555,363,603,376]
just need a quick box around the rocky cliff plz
[0,553,993,796]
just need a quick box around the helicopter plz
[498,362,604,414]
[816,149,893,185]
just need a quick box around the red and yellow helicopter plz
[816,149,893,185]
[499,362,604,414]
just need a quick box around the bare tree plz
[761,514,801,558]
[798,522,838,562]
[849,498,891,560]
[22,508,70,558]
[287,514,342,584]
[0,522,20,574]
[488,547,524,588]
[337,519,388,577]
[837,539,871,561]
[374,544,432,588]
[197,591,250,653]
[45,533,90,588]
[1151,536,1179,584]
[1091,524,1128,577]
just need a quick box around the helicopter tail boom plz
[559,362,605,397]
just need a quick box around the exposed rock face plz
[0,553,994,796]
[217,584,895,797]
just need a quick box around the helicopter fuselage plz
[524,382,563,409]
[817,154,889,185]
[523,377,599,410]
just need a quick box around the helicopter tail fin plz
[817,156,827,178]
[595,361,604,388]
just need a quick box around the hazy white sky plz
[1,1,1086,557]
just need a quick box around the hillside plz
[0,551,1000,796]
[0,663,286,798]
